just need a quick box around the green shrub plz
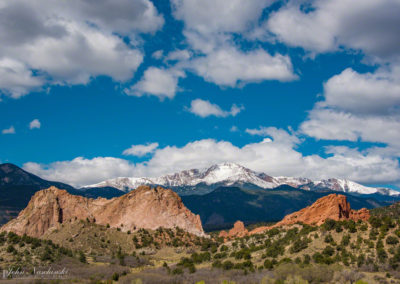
[324,234,334,244]
[369,216,382,228]
[341,234,351,246]
[222,260,234,270]
[386,235,399,245]
[212,260,222,268]
[322,246,335,257]
[303,254,311,265]
[264,241,285,258]
[323,219,337,231]
[6,244,15,253]
[264,259,274,269]
[290,238,309,253]
[220,245,228,252]
[79,251,86,263]
[172,267,184,275]
[213,252,227,259]
[191,252,211,263]
[111,272,119,281]
[41,246,53,261]
[377,248,387,263]
[7,232,21,244]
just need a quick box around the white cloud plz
[23,157,138,188]
[0,0,163,97]
[123,142,159,157]
[265,0,400,61]
[29,119,41,129]
[187,47,297,87]
[0,59,44,98]
[322,67,400,115]
[188,99,244,118]
[63,0,164,35]
[301,66,400,149]
[125,67,185,99]
[246,127,272,136]
[152,50,164,60]
[169,0,297,89]
[23,128,400,187]
[2,126,15,134]
[172,0,271,35]
[165,49,192,62]
[301,108,400,147]
[230,126,239,132]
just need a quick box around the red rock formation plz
[219,221,248,239]
[0,186,206,238]
[248,194,370,235]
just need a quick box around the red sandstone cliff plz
[0,186,206,238]
[219,220,248,239]
[224,194,370,236]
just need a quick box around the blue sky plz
[0,0,399,189]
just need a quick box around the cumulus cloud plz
[0,59,44,98]
[23,157,138,188]
[23,128,400,187]
[152,50,163,60]
[265,0,400,61]
[2,126,15,134]
[169,0,297,88]
[322,67,400,115]
[122,142,159,157]
[29,119,41,129]
[0,0,163,97]
[165,49,192,62]
[301,65,400,150]
[188,99,244,118]
[301,109,400,145]
[125,67,185,99]
[172,0,271,35]
[187,47,297,86]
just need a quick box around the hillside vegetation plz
[2,213,400,283]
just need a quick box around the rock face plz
[0,186,206,238]
[247,194,370,235]
[219,221,248,239]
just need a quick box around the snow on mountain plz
[312,179,400,196]
[84,162,400,196]
[85,163,279,192]
[85,177,154,192]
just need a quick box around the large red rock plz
[0,186,206,238]
[249,194,370,235]
[219,220,248,239]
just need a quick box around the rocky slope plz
[249,194,370,235]
[84,162,400,196]
[182,186,383,231]
[0,186,205,238]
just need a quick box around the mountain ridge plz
[84,162,400,196]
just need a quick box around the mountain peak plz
[208,162,247,169]
[84,163,399,197]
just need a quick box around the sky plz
[0,0,400,190]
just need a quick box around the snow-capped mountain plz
[84,162,400,196]
[84,163,280,193]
